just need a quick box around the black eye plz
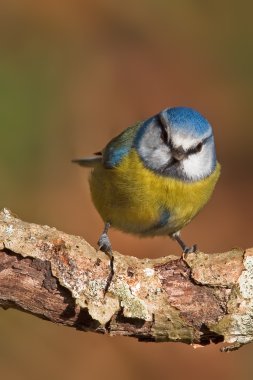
[187,142,203,155]
[195,142,203,152]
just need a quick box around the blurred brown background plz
[0,1,253,379]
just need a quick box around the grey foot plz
[98,233,112,254]
[172,233,197,255]
[97,222,112,255]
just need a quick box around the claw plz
[183,244,198,255]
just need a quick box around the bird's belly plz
[89,150,220,236]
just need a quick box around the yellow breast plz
[89,149,220,236]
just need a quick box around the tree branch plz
[0,208,252,351]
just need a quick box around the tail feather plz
[72,156,102,167]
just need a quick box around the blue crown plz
[162,107,212,136]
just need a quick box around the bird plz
[73,106,220,256]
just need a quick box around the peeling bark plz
[0,208,252,351]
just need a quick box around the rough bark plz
[0,208,252,351]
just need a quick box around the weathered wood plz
[0,208,252,351]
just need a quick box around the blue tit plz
[73,106,220,255]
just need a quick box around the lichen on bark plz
[0,208,252,351]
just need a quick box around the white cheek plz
[140,126,160,149]
[182,147,213,180]
[139,144,171,167]
[138,124,171,168]
[150,146,171,166]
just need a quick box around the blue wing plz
[72,122,141,169]
[102,122,141,168]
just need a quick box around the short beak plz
[171,146,186,161]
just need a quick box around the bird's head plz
[134,107,217,182]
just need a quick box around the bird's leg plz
[98,222,114,294]
[171,232,197,255]
[97,222,112,256]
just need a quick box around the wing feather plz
[72,122,141,169]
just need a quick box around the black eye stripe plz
[187,134,212,155]
[158,114,174,148]
[187,143,202,155]
[157,115,167,141]
[160,125,168,142]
